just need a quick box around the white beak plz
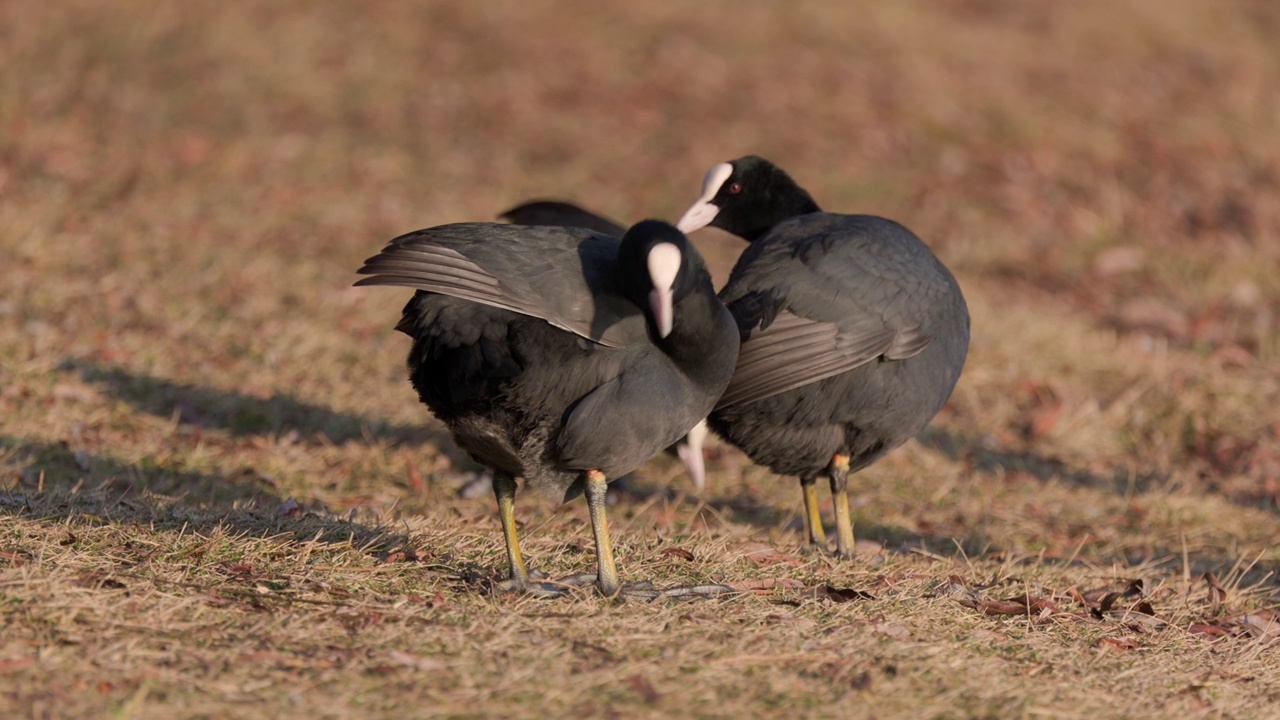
[649,287,674,338]
[676,201,720,234]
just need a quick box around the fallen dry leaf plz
[275,497,302,519]
[405,452,427,494]
[1226,611,1280,639]
[627,674,661,704]
[812,585,875,603]
[1095,637,1138,652]
[662,547,695,562]
[0,657,36,673]
[735,542,802,567]
[1188,623,1231,639]
[1081,579,1144,605]
[1203,572,1227,613]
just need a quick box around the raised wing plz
[355,223,644,347]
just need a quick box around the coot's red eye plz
[728,182,742,194]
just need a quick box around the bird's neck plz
[734,193,822,243]
[661,291,736,376]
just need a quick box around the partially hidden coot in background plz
[676,155,971,558]
[498,201,711,493]
[355,220,739,597]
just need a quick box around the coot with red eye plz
[676,156,970,558]
[356,220,739,596]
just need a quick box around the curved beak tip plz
[676,202,719,234]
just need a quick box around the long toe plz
[553,573,600,588]
[613,581,737,602]
[493,576,570,599]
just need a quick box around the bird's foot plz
[492,568,568,598]
[495,571,736,600]
[798,541,833,556]
[551,574,737,601]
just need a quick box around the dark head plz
[676,155,821,242]
[616,220,709,340]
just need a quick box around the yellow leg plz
[828,454,855,559]
[800,475,828,547]
[584,469,620,596]
[493,471,530,586]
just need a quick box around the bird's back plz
[711,213,969,477]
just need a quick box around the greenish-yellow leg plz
[800,475,828,547]
[584,469,620,596]
[493,471,530,586]
[828,454,855,558]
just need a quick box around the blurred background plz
[3,0,1279,527]
[4,3,1280,715]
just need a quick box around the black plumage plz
[356,220,738,594]
[674,156,971,557]
[497,200,712,492]
[499,200,626,238]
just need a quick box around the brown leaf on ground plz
[224,563,257,578]
[1082,579,1144,605]
[958,591,1062,618]
[734,542,803,566]
[1095,637,1138,652]
[0,551,29,566]
[1203,572,1227,613]
[811,585,875,603]
[849,670,873,690]
[1188,623,1231,639]
[627,674,661,704]
[275,497,302,518]
[405,451,426,494]
[661,547,695,561]
[0,657,36,674]
[1227,611,1280,640]
[1005,592,1062,614]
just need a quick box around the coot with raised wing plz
[356,220,739,594]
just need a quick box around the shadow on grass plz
[0,435,408,553]
[917,426,1280,587]
[919,425,1279,514]
[918,426,1167,496]
[614,471,987,561]
[70,360,457,451]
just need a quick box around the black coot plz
[499,200,626,237]
[356,220,739,595]
[499,201,711,493]
[676,156,970,558]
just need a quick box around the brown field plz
[3,1,1280,717]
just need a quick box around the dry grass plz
[3,0,1280,717]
